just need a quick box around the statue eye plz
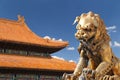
[94,26,97,30]
[89,29,92,31]
[94,26,97,28]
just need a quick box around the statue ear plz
[73,16,80,25]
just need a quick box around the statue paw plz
[82,68,95,78]
[62,73,78,80]
[103,75,120,80]
[102,75,111,80]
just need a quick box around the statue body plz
[62,12,120,80]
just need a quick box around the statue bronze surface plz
[62,12,120,80]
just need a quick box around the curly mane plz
[93,14,110,44]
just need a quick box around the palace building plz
[0,15,76,80]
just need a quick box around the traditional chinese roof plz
[0,54,76,72]
[0,16,68,53]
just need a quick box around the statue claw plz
[82,68,95,79]
[101,75,120,80]
[62,73,78,80]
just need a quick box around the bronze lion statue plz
[62,12,120,80]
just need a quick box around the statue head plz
[74,11,110,42]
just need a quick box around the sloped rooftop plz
[0,16,68,53]
[0,54,76,72]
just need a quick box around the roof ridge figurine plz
[17,15,25,24]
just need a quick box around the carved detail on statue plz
[62,11,120,80]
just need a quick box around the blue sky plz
[0,0,120,62]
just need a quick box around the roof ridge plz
[0,15,25,25]
[0,54,76,71]
[0,15,69,53]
